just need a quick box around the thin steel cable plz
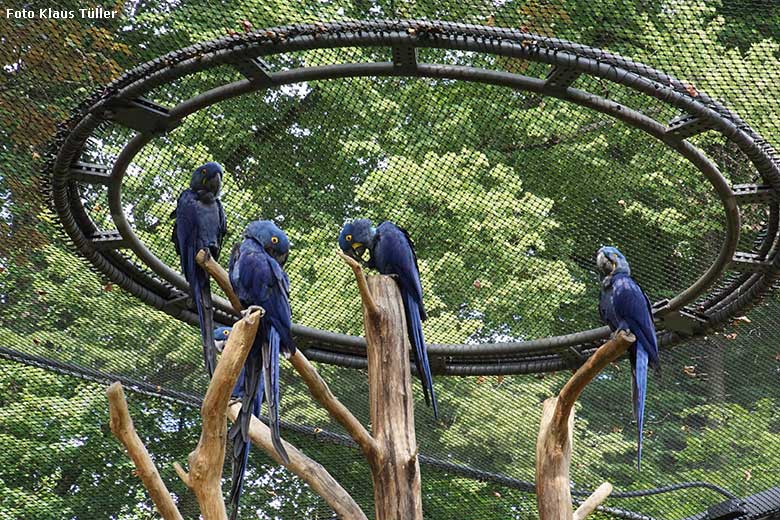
[0,345,737,508]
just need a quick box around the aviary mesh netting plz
[2,1,780,518]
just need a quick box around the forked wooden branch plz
[107,383,184,520]
[173,308,263,520]
[196,249,243,314]
[226,402,368,520]
[339,254,423,520]
[536,331,634,520]
[197,244,370,518]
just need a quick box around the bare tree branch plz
[173,308,263,520]
[196,249,243,314]
[107,383,184,520]
[226,402,368,520]
[289,351,380,459]
[338,251,380,318]
[536,331,633,520]
[574,482,614,520]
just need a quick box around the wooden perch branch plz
[227,402,368,520]
[340,252,423,520]
[574,482,614,520]
[107,383,184,520]
[289,351,380,459]
[196,249,243,314]
[337,251,379,317]
[199,243,370,518]
[173,308,263,520]
[536,331,633,520]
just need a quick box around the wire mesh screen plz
[2,1,780,518]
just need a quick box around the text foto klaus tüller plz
[5,7,118,19]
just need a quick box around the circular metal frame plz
[45,19,780,375]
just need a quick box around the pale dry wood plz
[554,332,635,444]
[227,402,368,520]
[356,272,423,520]
[202,243,370,518]
[573,482,613,520]
[337,251,379,317]
[536,332,633,520]
[173,308,262,520]
[289,351,380,459]
[536,396,575,520]
[107,382,184,520]
[196,249,243,314]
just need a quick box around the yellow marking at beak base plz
[351,242,363,250]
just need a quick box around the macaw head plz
[338,219,376,262]
[596,246,631,276]
[189,162,223,196]
[244,220,290,266]
[213,326,231,352]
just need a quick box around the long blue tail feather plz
[228,344,264,520]
[634,344,649,471]
[191,266,217,378]
[264,326,289,464]
[404,292,438,419]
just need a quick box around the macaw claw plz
[241,305,263,318]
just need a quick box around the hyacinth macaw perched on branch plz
[227,220,294,520]
[339,219,438,419]
[213,326,251,398]
[171,162,227,378]
[597,246,660,470]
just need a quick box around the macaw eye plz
[223,330,229,336]
[345,234,352,242]
[271,236,279,244]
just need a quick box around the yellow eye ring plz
[271,236,279,244]
[345,234,352,242]
[223,330,229,336]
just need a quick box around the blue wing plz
[612,276,659,366]
[375,222,426,317]
[227,242,293,518]
[173,189,218,377]
[215,198,227,260]
[373,222,437,418]
[611,274,659,470]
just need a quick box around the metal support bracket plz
[652,300,709,335]
[545,66,581,89]
[70,162,112,185]
[161,291,191,312]
[233,57,275,86]
[102,98,178,135]
[89,230,129,250]
[392,45,418,71]
[733,184,777,204]
[559,346,587,368]
[730,252,774,272]
[666,113,714,139]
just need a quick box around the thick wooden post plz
[535,332,632,520]
[363,276,423,520]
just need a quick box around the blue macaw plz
[171,162,227,378]
[339,219,438,419]
[213,326,249,398]
[597,246,660,470]
[213,325,232,354]
[227,220,294,519]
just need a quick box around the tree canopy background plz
[1,0,779,518]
